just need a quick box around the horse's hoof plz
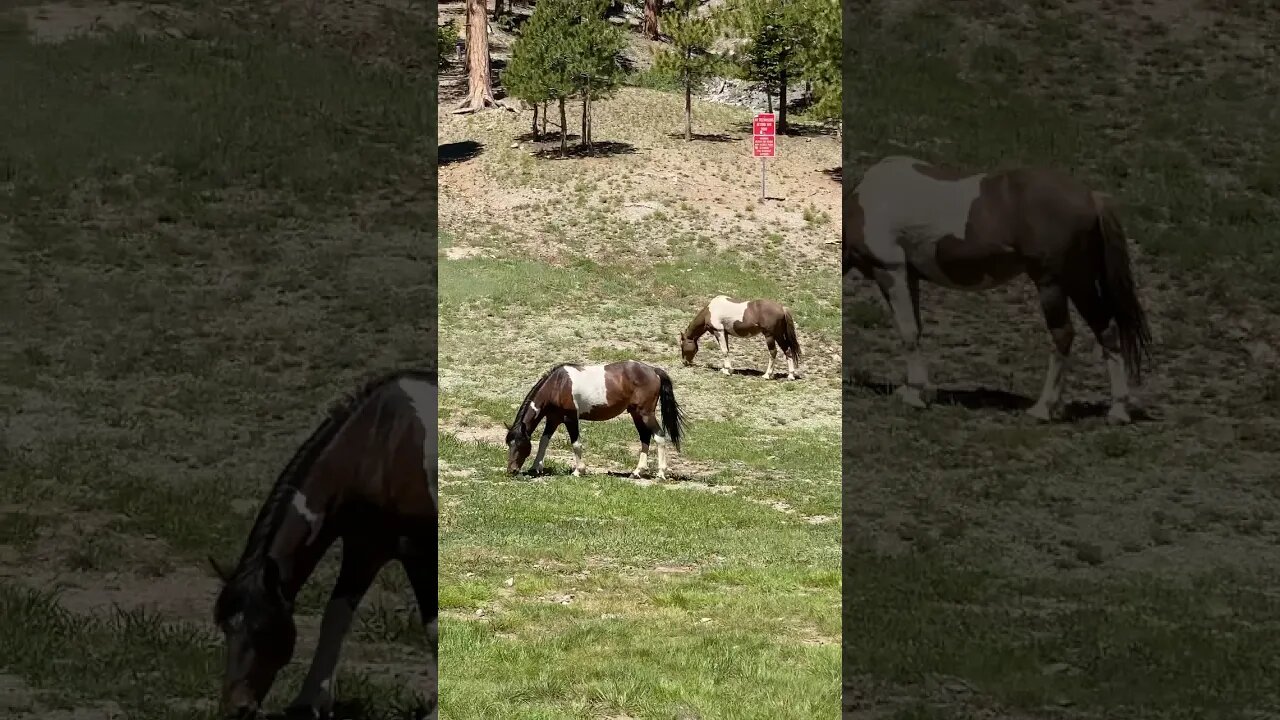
[656,472,667,481]
[894,385,928,409]
[1106,405,1132,425]
[720,368,731,376]
[1026,404,1056,423]
[629,471,642,479]
[786,374,796,381]
[572,468,584,477]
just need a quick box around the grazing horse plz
[505,360,687,481]
[844,156,1152,424]
[679,295,803,379]
[211,370,437,719]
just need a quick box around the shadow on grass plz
[848,378,1151,421]
[603,470,703,484]
[665,131,737,143]
[694,365,802,380]
[270,701,433,719]
[532,141,637,159]
[440,140,484,165]
[823,166,842,183]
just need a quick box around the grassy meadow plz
[843,2,1280,718]
[437,20,843,714]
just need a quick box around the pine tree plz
[456,0,497,113]
[642,0,662,39]
[654,0,718,141]
[719,0,822,133]
[791,0,839,126]
[506,0,579,151]
[566,0,625,149]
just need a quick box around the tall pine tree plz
[506,0,579,151]
[654,0,718,141]
[567,0,625,148]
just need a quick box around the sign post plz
[752,112,776,201]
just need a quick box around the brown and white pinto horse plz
[505,360,687,481]
[844,156,1152,423]
[679,295,803,379]
[211,369,437,719]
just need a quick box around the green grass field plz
[844,3,1280,718]
[437,29,843,713]
[0,1,436,717]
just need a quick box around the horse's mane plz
[510,364,569,439]
[215,368,435,621]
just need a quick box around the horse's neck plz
[265,486,337,602]
[684,316,709,340]
[521,399,543,433]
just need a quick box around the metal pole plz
[760,157,766,201]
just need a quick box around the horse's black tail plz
[777,307,802,365]
[655,368,686,452]
[1094,192,1152,383]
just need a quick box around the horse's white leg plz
[631,443,649,477]
[785,351,797,381]
[1068,281,1133,424]
[630,413,651,478]
[875,268,928,408]
[716,330,732,375]
[566,418,585,476]
[653,432,667,480]
[764,338,777,379]
[1102,343,1132,424]
[1028,281,1074,422]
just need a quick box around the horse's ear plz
[208,556,230,583]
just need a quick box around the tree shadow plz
[823,166,842,183]
[440,140,484,165]
[533,141,637,159]
[848,378,1152,422]
[665,131,737,143]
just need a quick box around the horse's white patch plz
[399,377,438,510]
[292,491,324,545]
[857,156,985,264]
[707,295,749,335]
[565,365,609,415]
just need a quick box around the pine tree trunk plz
[532,103,540,140]
[642,0,660,39]
[559,97,567,153]
[581,94,588,148]
[684,81,692,141]
[779,66,788,133]
[766,91,773,114]
[541,102,548,135]
[456,0,495,113]
[492,0,503,20]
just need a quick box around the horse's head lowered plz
[505,421,532,474]
[678,332,699,366]
[211,558,298,718]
